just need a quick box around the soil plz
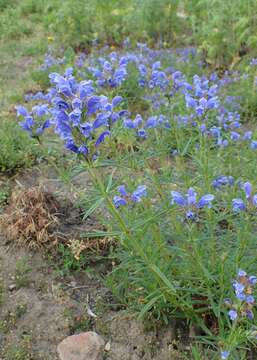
[0,166,187,359]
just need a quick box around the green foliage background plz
[0,0,256,66]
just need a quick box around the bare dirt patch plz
[0,166,186,359]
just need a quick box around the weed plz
[0,184,10,212]
[4,335,33,360]
[0,304,27,334]
[63,306,92,334]
[54,244,88,276]
[15,258,32,289]
[0,120,39,174]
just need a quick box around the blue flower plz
[238,269,247,277]
[93,113,110,129]
[212,176,234,189]
[230,131,240,141]
[69,109,82,126]
[131,185,147,203]
[32,104,49,117]
[113,185,147,208]
[17,104,51,137]
[236,182,257,208]
[118,185,127,197]
[232,198,246,212]
[124,118,136,129]
[171,188,214,209]
[246,310,254,320]
[137,129,147,138]
[19,116,34,133]
[243,182,252,200]
[228,309,237,321]
[145,116,158,128]
[249,276,257,285]
[72,98,82,110]
[87,95,106,116]
[171,191,187,207]
[65,140,79,153]
[250,141,257,149]
[95,130,111,146]
[226,270,256,323]
[113,196,127,208]
[197,194,215,208]
[233,281,245,296]
[79,80,95,99]
[221,351,230,360]
[246,295,255,304]
[224,298,232,306]
[112,96,123,107]
[243,131,252,140]
[78,145,89,155]
[185,95,197,109]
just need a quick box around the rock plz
[104,341,111,352]
[57,331,105,360]
[8,284,16,291]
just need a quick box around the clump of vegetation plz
[13,39,257,358]
[0,184,10,212]
[3,335,33,360]
[15,258,32,289]
[0,120,40,174]
[0,0,256,68]
[0,187,60,249]
[1,0,257,358]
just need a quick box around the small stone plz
[8,284,16,291]
[104,341,111,352]
[57,331,105,360]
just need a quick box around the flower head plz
[113,184,147,208]
[171,188,214,219]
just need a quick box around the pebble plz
[8,284,16,291]
[104,341,111,351]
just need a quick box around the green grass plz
[0,6,48,173]
[15,258,32,289]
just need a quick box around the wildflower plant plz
[17,42,257,358]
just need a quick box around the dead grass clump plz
[67,236,113,260]
[0,186,61,249]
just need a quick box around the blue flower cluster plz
[16,104,51,138]
[113,185,147,208]
[87,52,129,88]
[232,182,257,212]
[171,188,214,219]
[225,270,257,322]
[123,114,169,138]
[212,176,235,189]
[39,51,65,71]
[51,71,126,157]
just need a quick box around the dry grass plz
[68,236,114,260]
[0,186,61,249]
[0,185,115,258]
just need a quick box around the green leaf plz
[80,230,121,238]
[138,294,163,319]
[150,264,177,295]
[82,197,104,219]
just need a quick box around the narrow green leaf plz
[82,198,104,220]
